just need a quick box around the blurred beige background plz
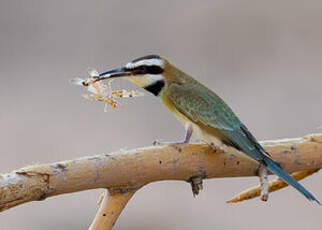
[1,0,321,229]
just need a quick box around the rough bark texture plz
[0,134,321,213]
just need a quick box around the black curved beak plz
[96,66,132,82]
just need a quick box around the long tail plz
[263,156,320,205]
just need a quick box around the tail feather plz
[264,157,320,205]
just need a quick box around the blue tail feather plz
[264,157,320,205]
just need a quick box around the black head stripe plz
[146,65,164,74]
[132,55,161,63]
[143,80,165,96]
[131,65,164,75]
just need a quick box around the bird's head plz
[97,55,177,96]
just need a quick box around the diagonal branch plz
[89,189,136,230]
[227,168,321,203]
[0,134,321,214]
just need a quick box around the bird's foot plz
[153,139,189,146]
[189,176,203,197]
[154,125,193,146]
[258,164,269,202]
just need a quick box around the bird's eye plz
[139,66,147,71]
[146,65,164,74]
[134,65,147,74]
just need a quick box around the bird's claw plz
[153,140,188,146]
[154,126,193,146]
[153,140,161,146]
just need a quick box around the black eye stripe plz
[131,65,164,75]
[146,65,164,74]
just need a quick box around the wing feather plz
[167,83,270,161]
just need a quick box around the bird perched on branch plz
[96,55,320,204]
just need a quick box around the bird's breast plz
[161,91,217,143]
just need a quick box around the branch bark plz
[89,189,136,230]
[0,133,321,218]
[227,168,321,203]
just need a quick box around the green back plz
[166,78,269,161]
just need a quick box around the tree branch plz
[89,189,136,230]
[227,168,321,203]
[0,133,321,218]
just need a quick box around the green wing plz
[167,82,269,161]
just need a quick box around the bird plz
[96,55,320,204]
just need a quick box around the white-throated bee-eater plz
[96,55,320,204]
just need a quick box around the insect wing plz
[87,68,99,78]
[70,77,85,86]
